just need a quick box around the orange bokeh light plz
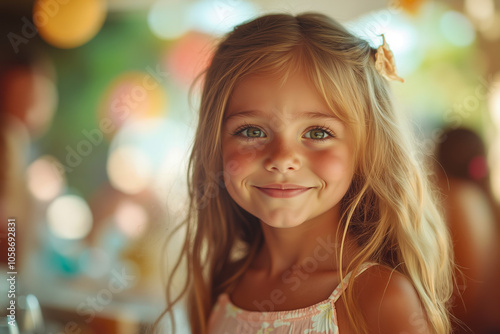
[166,31,214,86]
[98,71,168,137]
[33,0,107,49]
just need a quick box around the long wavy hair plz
[152,12,453,334]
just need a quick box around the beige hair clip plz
[374,34,404,83]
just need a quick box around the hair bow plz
[374,34,404,83]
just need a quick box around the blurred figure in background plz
[0,11,56,271]
[435,127,500,334]
[0,22,34,273]
[0,36,33,325]
[0,11,55,314]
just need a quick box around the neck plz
[254,206,358,278]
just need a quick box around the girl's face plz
[221,70,355,229]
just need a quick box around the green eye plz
[305,128,331,140]
[237,126,266,138]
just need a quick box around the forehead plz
[225,70,334,119]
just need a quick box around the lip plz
[254,184,312,198]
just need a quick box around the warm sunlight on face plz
[221,70,355,228]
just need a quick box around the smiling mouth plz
[254,185,312,198]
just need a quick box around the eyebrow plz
[224,110,338,121]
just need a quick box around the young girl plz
[154,12,453,334]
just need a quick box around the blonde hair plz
[153,12,453,334]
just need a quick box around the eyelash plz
[232,124,335,141]
[232,123,264,140]
[305,126,335,140]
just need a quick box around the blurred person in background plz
[0,10,53,285]
[435,127,500,334]
[0,18,33,273]
[0,14,58,332]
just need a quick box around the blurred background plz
[0,0,499,333]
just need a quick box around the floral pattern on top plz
[208,262,377,334]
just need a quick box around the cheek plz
[310,147,354,181]
[222,142,261,183]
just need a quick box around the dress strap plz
[329,262,378,303]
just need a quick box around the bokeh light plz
[165,31,213,85]
[1,66,58,138]
[397,0,427,14]
[99,71,168,136]
[465,0,495,22]
[33,0,107,49]
[109,117,193,175]
[47,195,93,239]
[27,155,66,201]
[158,145,190,217]
[491,140,500,202]
[347,11,421,76]
[28,69,58,138]
[489,74,500,127]
[488,73,500,202]
[189,0,257,35]
[147,1,191,40]
[114,200,148,238]
[440,11,475,47]
[107,146,153,195]
[108,117,193,210]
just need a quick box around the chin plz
[258,214,307,229]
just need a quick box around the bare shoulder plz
[352,264,430,334]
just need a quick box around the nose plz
[263,138,302,173]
